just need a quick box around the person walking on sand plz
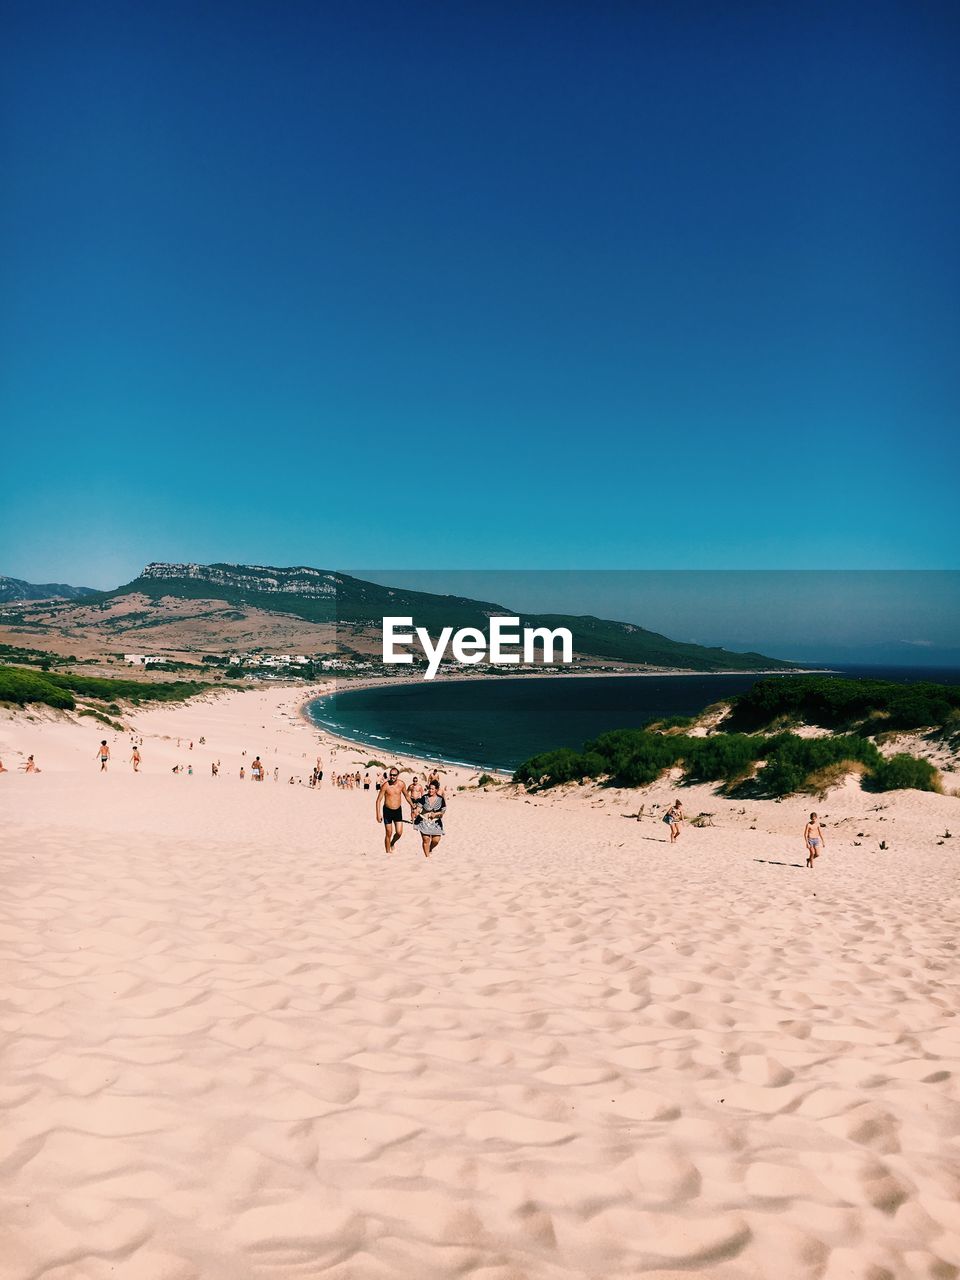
[21,755,41,773]
[804,812,826,868]
[130,746,141,772]
[408,775,424,816]
[415,779,446,858]
[666,799,684,843]
[96,740,110,772]
[376,766,410,855]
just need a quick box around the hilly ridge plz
[0,575,97,604]
[84,562,798,671]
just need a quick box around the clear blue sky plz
[2,1,957,587]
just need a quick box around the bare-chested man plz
[96,740,110,772]
[375,766,409,855]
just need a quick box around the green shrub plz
[0,664,209,711]
[681,734,756,784]
[725,676,960,734]
[514,748,607,788]
[0,667,76,709]
[869,754,942,793]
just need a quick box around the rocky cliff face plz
[140,563,339,598]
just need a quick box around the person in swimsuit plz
[376,767,410,855]
[415,780,446,858]
[408,775,424,816]
[804,812,825,868]
[666,799,684,843]
[130,746,141,772]
[22,755,41,773]
[96,740,110,772]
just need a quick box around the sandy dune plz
[2,687,959,1279]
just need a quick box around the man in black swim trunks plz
[375,766,409,855]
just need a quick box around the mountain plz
[755,640,960,671]
[0,575,98,603]
[83,562,798,671]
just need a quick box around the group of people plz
[0,755,41,773]
[375,767,447,858]
[9,726,829,872]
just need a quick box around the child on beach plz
[665,800,684,843]
[804,813,826,868]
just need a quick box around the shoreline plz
[296,666,836,776]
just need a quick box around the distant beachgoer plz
[130,747,141,772]
[251,756,263,781]
[804,812,826,869]
[408,775,423,815]
[376,767,409,855]
[189,741,193,751]
[22,755,41,773]
[415,780,446,858]
[187,764,193,776]
[665,800,684,843]
[239,766,245,780]
[211,761,219,777]
[363,772,370,791]
[0,758,8,773]
[96,740,110,772]
[273,766,279,782]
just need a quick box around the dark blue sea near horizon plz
[305,666,960,773]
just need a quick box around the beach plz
[2,684,960,1280]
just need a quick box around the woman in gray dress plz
[415,780,446,858]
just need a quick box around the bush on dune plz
[513,710,940,798]
[868,754,942,793]
[0,666,76,709]
[724,675,960,734]
[0,664,210,711]
[513,748,607,788]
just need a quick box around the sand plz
[2,685,959,1280]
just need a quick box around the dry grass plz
[805,759,869,798]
